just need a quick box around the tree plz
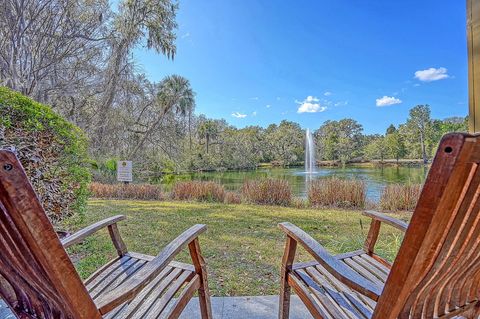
[315,121,339,161]
[0,0,107,99]
[386,124,397,135]
[365,136,387,161]
[404,105,432,164]
[266,121,303,166]
[96,0,178,145]
[129,75,195,158]
[198,120,220,154]
[315,119,363,165]
[385,132,406,162]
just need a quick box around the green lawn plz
[63,200,409,296]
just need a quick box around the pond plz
[161,165,428,202]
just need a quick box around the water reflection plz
[159,165,428,201]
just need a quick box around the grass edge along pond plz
[64,200,410,296]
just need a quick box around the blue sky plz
[134,1,468,134]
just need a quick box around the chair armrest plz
[61,215,126,248]
[279,222,382,301]
[363,210,408,232]
[95,224,207,314]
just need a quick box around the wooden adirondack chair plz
[0,150,212,319]
[278,133,480,319]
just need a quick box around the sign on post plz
[117,161,133,183]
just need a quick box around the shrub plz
[0,87,90,221]
[89,182,164,200]
[308,178,366,209]
[171,181,226,202]
[380,183,422,212]
[224,191,242,204]
[241,179,292,206]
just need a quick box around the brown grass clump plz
[379,183,422,212]
[308,177,366,209]
[171,181,226,202]
[89,182,164,200]
[241,179,292,206]
[224,191,242,204]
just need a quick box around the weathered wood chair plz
[278,133,480,319]
[0,150,212,318]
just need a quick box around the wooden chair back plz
[0,150,101,319]
[374,133,480,318]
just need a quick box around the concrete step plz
[0,296,312,319]
[178,295,313,319]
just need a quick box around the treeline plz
[96,103,466,181]
[141,104,465,176]
[317,105,467,165]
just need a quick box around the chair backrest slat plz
[374,133,480,318]
[0,150,101,319]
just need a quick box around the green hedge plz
[0,86,90,222]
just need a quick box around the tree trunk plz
[95,39,128,148]
[420,131,427,164]
[188,111,192,151]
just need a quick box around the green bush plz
[0,86,90,222]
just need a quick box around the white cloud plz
[252,111,257,116]
[266,104,271,108]
[413,83,421,87]
[376,96,402,107]
[414,67,449,82]
[250,97,259,100]
[276,97,281,101]
[324,91,332,96]
[296,96,326,113]
[231,112,247,118]
[334,100,348,107]
[181,32,190,39]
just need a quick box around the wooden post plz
[188,238,213,319]
[279,236,297,319]
[364,219,381,255]
[107,223,128,256]
[468,0,480,133]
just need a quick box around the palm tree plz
[198,120,219,154]
[129,75,195,157]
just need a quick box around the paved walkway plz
[179,295,312,319]
[0,296,312,319]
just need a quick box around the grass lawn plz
[63,200,410,296]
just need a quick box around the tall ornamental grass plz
[89,182,164,200]
[379,183,422,212]
[171,181,226,202]
[225,191,242,204]
[308,177,366,209]
[241,179,292,206]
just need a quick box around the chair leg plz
[188,238,213,319]
[279,236,297,319]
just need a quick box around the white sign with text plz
[117,161,133,182]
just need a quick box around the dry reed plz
[224,191,242,204]
[379,183,422,212]
[171,181,226,202]
[241,179,292,206]
[308,177,366,209]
